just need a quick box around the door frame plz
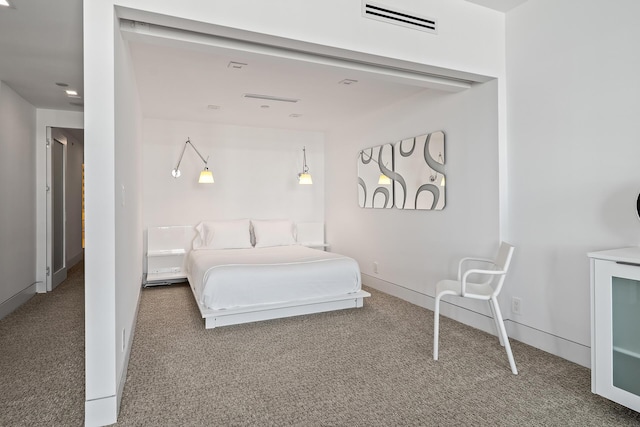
[47,128,68,291]
[35,113,83,294]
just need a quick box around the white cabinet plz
[145,226,194,286]
[588,247,640,413]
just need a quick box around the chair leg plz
[433,293,442,361]
[490,297,517,375]
[488,302,505,347]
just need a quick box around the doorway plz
[47,127,84,292]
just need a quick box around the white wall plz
[0,81,37,318]
[84,2,144,422]
[114,21,144,414]
[326,80,500,314]
[504,0,640,363]
[35,109,83,293]
[84,2,119,423]
[143,119,324,229]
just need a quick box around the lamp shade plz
[199,168,214,184]
[298,173,313,185]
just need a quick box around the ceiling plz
[0,0,525,132]
[127,37,438,132]
[0,0,83,111]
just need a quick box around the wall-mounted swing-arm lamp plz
[171,138,214,184]
[298,146,313,185]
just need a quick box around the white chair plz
[433,242,518,375]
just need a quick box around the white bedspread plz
[186,245,362,310]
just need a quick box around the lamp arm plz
[187,139,209,166]
[174,139,190,172]
[302,147,309,173]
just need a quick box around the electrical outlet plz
[373,261,379,274]
[511,297,522,315]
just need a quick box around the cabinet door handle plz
[615,261,640,267]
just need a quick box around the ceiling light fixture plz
[206,105,220,110]
[0,0,12,7]
[339,79,358,85]
[228,61,247,69]
[65,89,78,96]
[243,93,299,103]
[55,82,69,87]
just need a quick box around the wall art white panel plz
[357,143,394,209]
[394,131,445,210]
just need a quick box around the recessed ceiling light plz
[228,61,247,69]
[289,114,302,118]
[339,79,358,85]
[206,105,221,110]
[65,89,78,96]
[260,105,270,109]
[55,82,69,87]
[243,93,299,103]
[70,102,84,107]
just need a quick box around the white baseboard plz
[506,321,590,368]
[0,283,37,320]
[85,394,118,427]
[362,273,590,368]
[117,288,141,411]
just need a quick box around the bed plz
[182,219,370,329]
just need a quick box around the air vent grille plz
[243,93,299,103]
[363,1,437,34]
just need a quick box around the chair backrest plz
[491,242,515,297]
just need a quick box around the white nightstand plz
[145,226,194,287]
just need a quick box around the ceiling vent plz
[362,1,437,34]
[243,93,299,103]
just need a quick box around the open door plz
[47,127,67,290]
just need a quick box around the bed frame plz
[146,224,370,329]
[187,275,370,329]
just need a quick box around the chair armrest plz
[457,257,495,280]
[461,268,505,296]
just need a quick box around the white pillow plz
[251,219,296,248]
[193,219,252,250]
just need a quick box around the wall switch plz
[511,297,522,315]
[373,261,379,274]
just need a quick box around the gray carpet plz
[118,283,640,426]
[2,265,640,426]
[0,262,85,426]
